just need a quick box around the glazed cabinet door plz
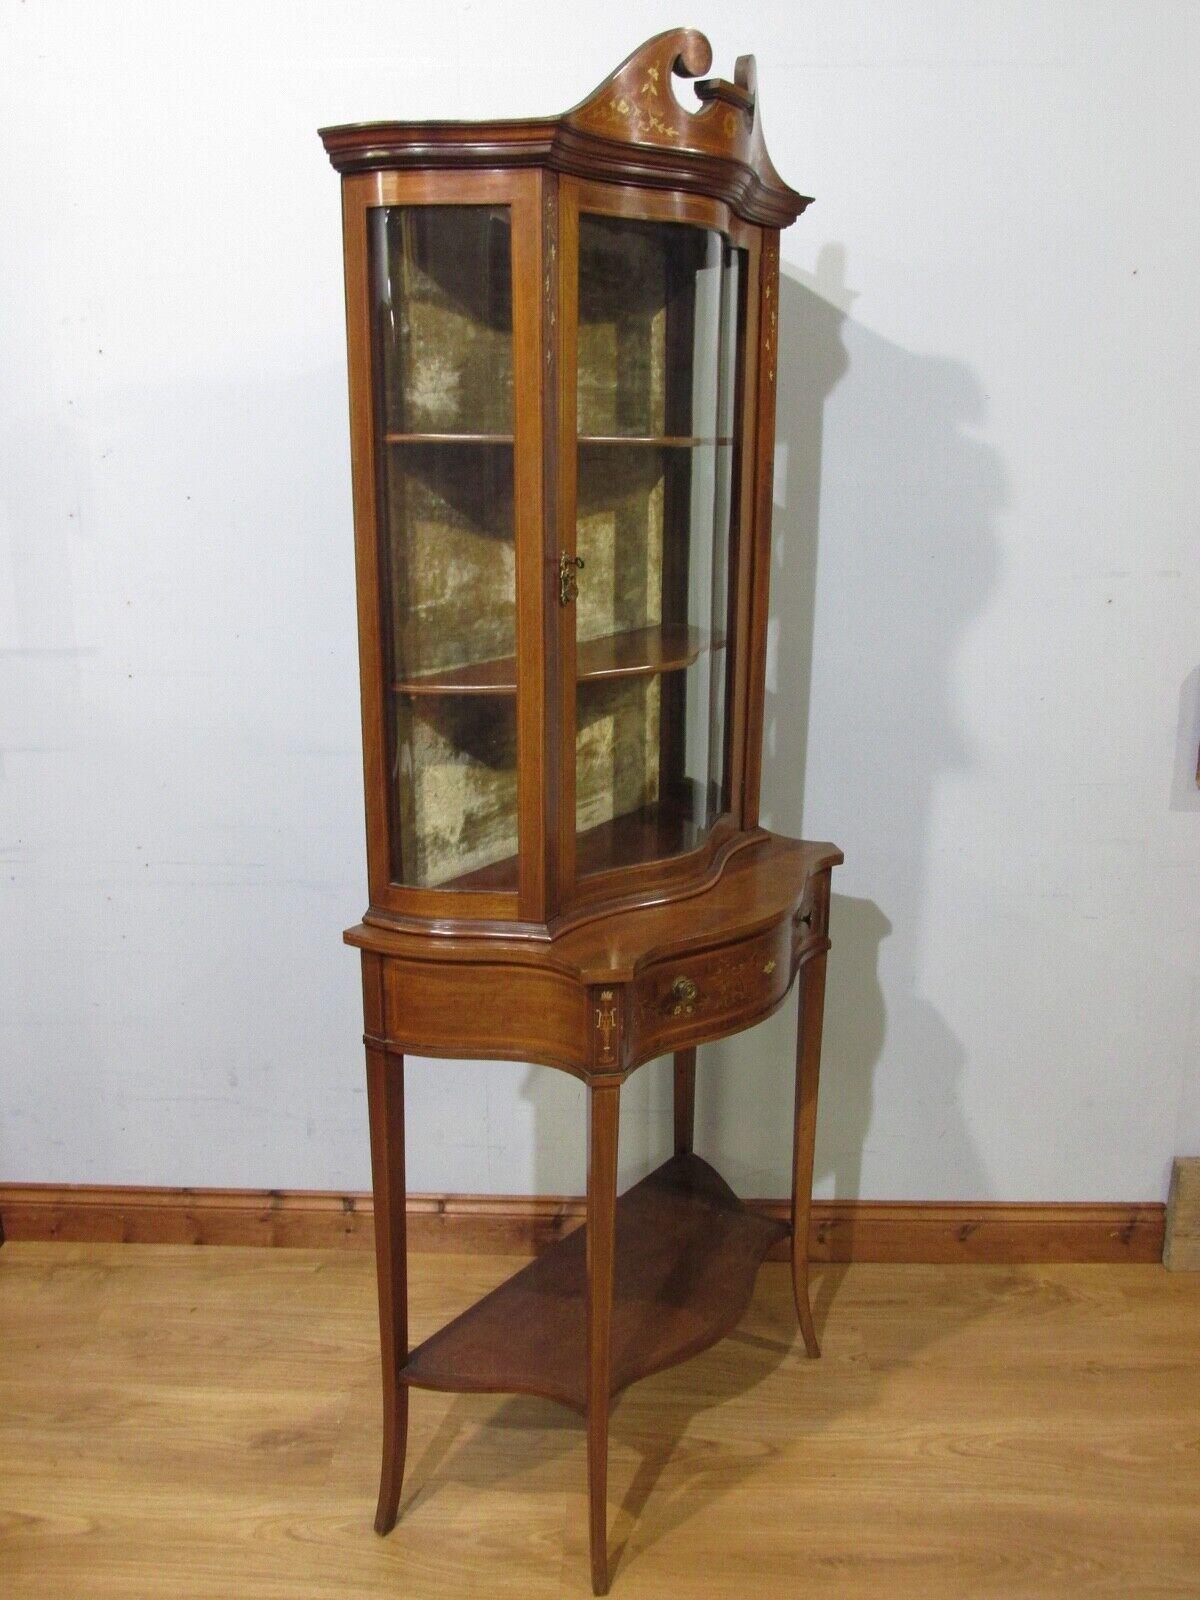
[341,172,547,927]
[557,179,760,909]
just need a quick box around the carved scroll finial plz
[565,29,796,212]
[322,30,810,226]
[567,30,714,147]
[673,28,714,81]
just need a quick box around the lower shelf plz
[399,1152,789,1413]
[436,800,704,891]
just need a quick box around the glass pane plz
[371,206,518,890]
[574,215,744,876]
[390,694,518,890]
[375,205,513,434]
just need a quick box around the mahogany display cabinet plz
[321,30,841,1593]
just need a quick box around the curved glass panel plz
[574,215,745,877]
[370,205,519,889]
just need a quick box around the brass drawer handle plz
[670,975,698,1016]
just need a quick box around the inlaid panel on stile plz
[322,29,842,1595]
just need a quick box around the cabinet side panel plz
[724,226,762,824]
[554,178,582,906]
[539,173,564,921]
[512,173,550,921]
[341,174,394,904]
[741,230,780,826]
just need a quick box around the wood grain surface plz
[401,1154,787,1412]
[1,1242,1197,1597]
[0,1185,1166,1262]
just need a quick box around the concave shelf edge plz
[384,431,514,444]
[380,433,734,447]
[579,434,733,447]
[398,1151,789,1413]
[393,625,725,697]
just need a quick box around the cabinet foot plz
[366,1033,409,1534]
[790,929,829,1361]
[791,1258,821,1359]
[373,1385,409,1533]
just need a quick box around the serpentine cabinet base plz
[347,832,839,1594]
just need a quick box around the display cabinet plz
[321,30,841,1593]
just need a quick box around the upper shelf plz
[393,623,722,697]
[385,431,514,445]
[385,432,732,448]
[581,435,732,448]
[319,30,810,228]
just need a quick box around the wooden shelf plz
[393,624,724,697]
[382,432,730,447]
[575,801,703,878]
[393,657,518,696]
[579,434,733,447]
[437,797,708,890]
[384,431,514,444]
[400,1153,788,1413]
[578,624,721,682]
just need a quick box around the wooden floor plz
[2,1243,1198,1597]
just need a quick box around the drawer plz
[630,919,793,1063]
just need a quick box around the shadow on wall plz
[702,244,1004,1202]
[1170,665,1200,812]
[518,242,1005,1202]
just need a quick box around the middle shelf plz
[393,624,724,697]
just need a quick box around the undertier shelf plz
[399,1152,789,1413]
[392,624,722,696]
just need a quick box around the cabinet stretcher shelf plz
[399,1152,789,1413]
[393,624,722,696]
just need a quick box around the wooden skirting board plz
[0,1183,1164,1263]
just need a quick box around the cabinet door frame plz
[555,175,763,915]
[340,168,548,928]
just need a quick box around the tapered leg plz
[672,1047,696,1155]
[586,1080,620,1596]
[366,1046,409,1534]
[791,950,828,1359]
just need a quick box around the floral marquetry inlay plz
[590,64,684,144]
[322,29,810,227]
[562,27,796,217]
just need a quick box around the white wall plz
[2,2,1197,1201]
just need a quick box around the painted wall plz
[2,2,1197,1200]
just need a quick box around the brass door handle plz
[559,552,584,605]
[670,976,698,1015]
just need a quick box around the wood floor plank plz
[1,1245,1197,1597]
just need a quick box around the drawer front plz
[631,919,793,1063]
[379,956,592,1074]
